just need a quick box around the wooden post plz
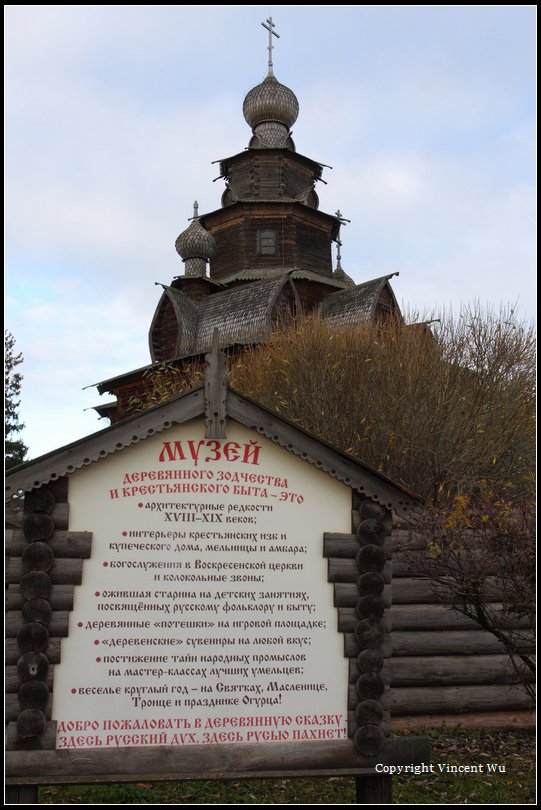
[5,785,39,804]
[355,774,392,804]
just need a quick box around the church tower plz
[94,19,401,422]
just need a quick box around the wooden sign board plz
[5,353,428,794]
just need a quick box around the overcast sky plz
[5,5,536,460]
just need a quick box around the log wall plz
[371,515,534,729]
[326,502,534,730]
[5,480,93,751]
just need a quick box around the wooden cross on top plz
[262,17,279,76]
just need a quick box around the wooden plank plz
[6,611,69,638]
[7,531,92,559]
[391,685,534,715]
[6,584,74,611]
[7,557,83,585]
[391,710,535,732]
[391,629,535,657]
[6,638,61,665]
[5,736,431,783]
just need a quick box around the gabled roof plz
[5,382,422,519]
[321,274,401,323]
[195,276,295,352]
[150,276,298,361]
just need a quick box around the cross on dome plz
[262,17,280,77]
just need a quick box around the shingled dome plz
[243,74,299,131]
[175,212,216,261]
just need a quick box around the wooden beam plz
[5,736,431,783]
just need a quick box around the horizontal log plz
[324,535,391,560]
[390,604,531,631]
[334,583,390,608]
[392,629,535,657]
[6,721,57,750]
[389,655,534,687]
[7,531,92,559]
[6,584,74,611]
[390,577,504,604]
[7,557,83,585]
[390,710,535,732]
[6,638,61,665]
[6,693,53,722]
[345,633,392,659]
[328,559,392,584]
[7,611,69,638]
[391,684,534,716]
[6,736,431,782]
[6,666,53,693]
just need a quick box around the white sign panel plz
[52,419,350,750]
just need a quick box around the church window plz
[258,229,276,254]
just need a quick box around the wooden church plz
[93,20,400,424]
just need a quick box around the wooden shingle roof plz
[321,274,401,323]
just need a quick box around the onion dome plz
[243,75,299,149]
[175,202,216,277]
